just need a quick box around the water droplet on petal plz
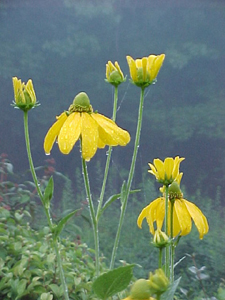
[45,152,51,156]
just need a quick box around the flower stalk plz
[23,111,70,300]
[110,86,145,269]
[164,185,170,279]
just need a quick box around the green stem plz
[110,86,145,269]
[54,242,70,299]
[170,200,175,283]
[81,158,99,275]
[159,248,163,269]
[23,111,70,300]
[23,111,52,228]
[96,86,118,221]
[164,185,170,279]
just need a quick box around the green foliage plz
[0,207,106,300]
[92,264,135,299]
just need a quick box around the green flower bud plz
[70,92,93,113]
[168,181,183,200]
[148,269,169,296]
[12,77,38,111]
[130,279,151,299]
[105,61,126,86]
[152,229,169,249]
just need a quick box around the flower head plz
[148,156,185,186]
[44,92,130,161]
[137,186,209,239]
[105,61,126,86]
[126,54,165,88]
[12,77,37,111]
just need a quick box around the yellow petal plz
[126,56,137,82]
[115,61,124,79]
[81,113,99,161]
[150,54,165,81]
[173,199,192,237]
[44,112,68,155]
[183,199,209,239]
[142,57,148,81]
[58,112,81,154]
[148,163,157,177]
[164,157,174,180]
[172,156,185,179]
[153,158,165,180]
[91,113,130,146]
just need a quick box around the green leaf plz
[53,209,81,239]
[92,264,135,299]
[161,277,181,300]
[40,292,53,300]
[43,176,54,209]
[16,278,27,298]
[100,193,120,215]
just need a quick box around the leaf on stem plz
[43,176,54,209]
[92,264,135,299]
[161,277,181,300]
[53,209,81,239]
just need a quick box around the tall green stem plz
[23,111,70,300]
[164,185,170,279]
[170,200,175,283]
[81,158,100,275]
[96,86,118,220]
[110,87,145,269]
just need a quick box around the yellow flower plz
[148,156,185,186]
[12,77,37,111]
[44,92,130,161]
[105,61,126,86]
[126,54,165,87]
[137,195,209,239]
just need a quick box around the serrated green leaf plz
[53,209,81,239]
[43,176,54,209]
[161,277,181,300]
[92,264,135,299]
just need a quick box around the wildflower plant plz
[10,52,209,300]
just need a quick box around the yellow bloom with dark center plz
[126,54,165,87]
[148,156,185,186]
[137,195,209,239]
[44,92,130,161]
[105,61,125,86]
[12,77,37,111]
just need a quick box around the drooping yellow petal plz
[137,198,164,235]
[58,112,81,154]
[44,112,68,155]
[91,113,130,146]
[173,199,192,237]
[183,199,209,239]
[81,113,99,161]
